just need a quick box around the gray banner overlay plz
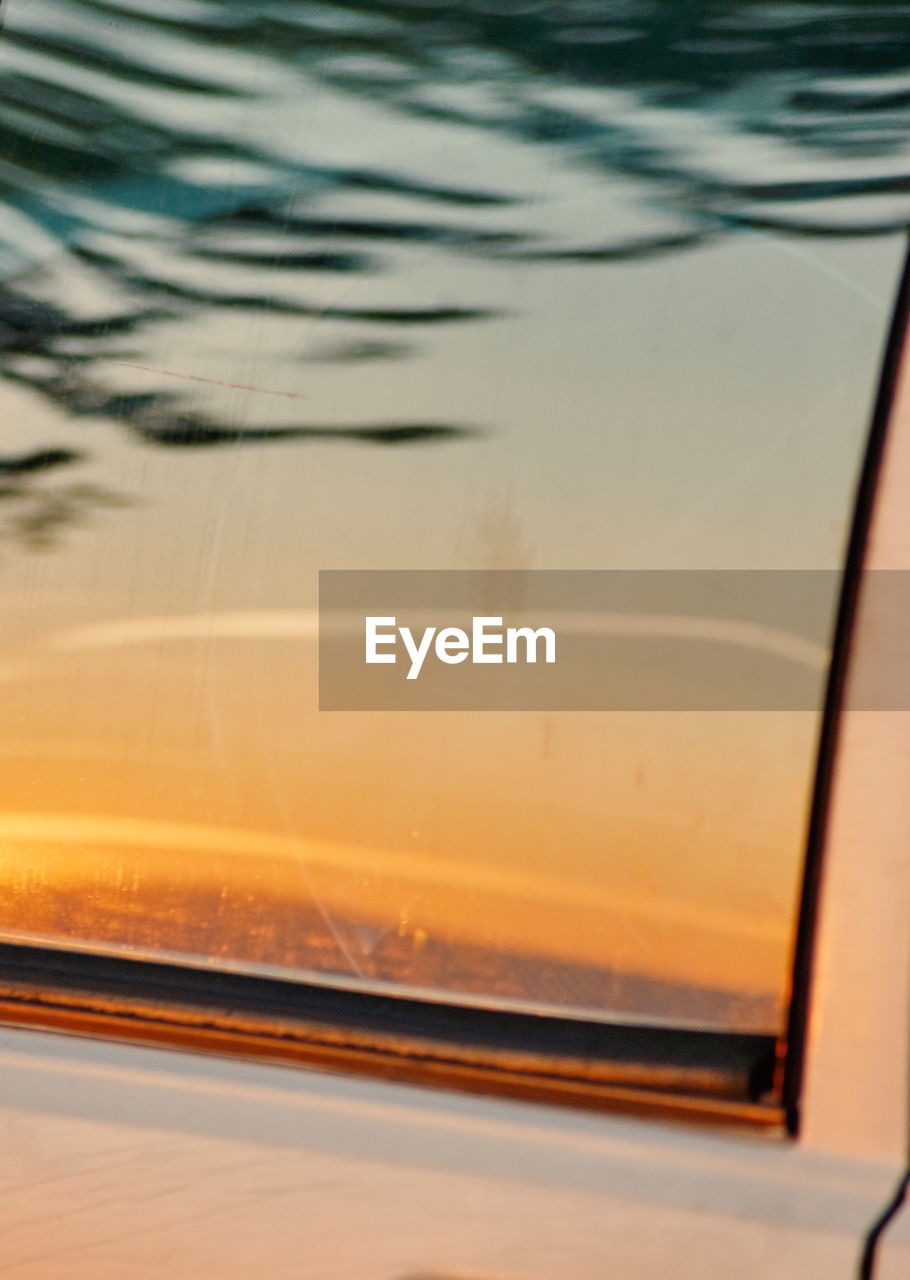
[318,571,910,711]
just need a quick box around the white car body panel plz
[0,1026,900,1280]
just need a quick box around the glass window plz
[0,0,907,1038]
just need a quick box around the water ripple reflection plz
[0,0,908,474]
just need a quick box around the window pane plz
[0,0,906,1034]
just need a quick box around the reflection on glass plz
[0,0,907,1032]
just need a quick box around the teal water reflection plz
[0,1,908,469]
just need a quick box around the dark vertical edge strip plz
[859,1167,909,1280]
[782,237,910,1135]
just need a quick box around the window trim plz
[782,238,910,1143]
[0,937,780,1130]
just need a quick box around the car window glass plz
[0,0,907,1034]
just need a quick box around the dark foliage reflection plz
[0,0,908,486]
